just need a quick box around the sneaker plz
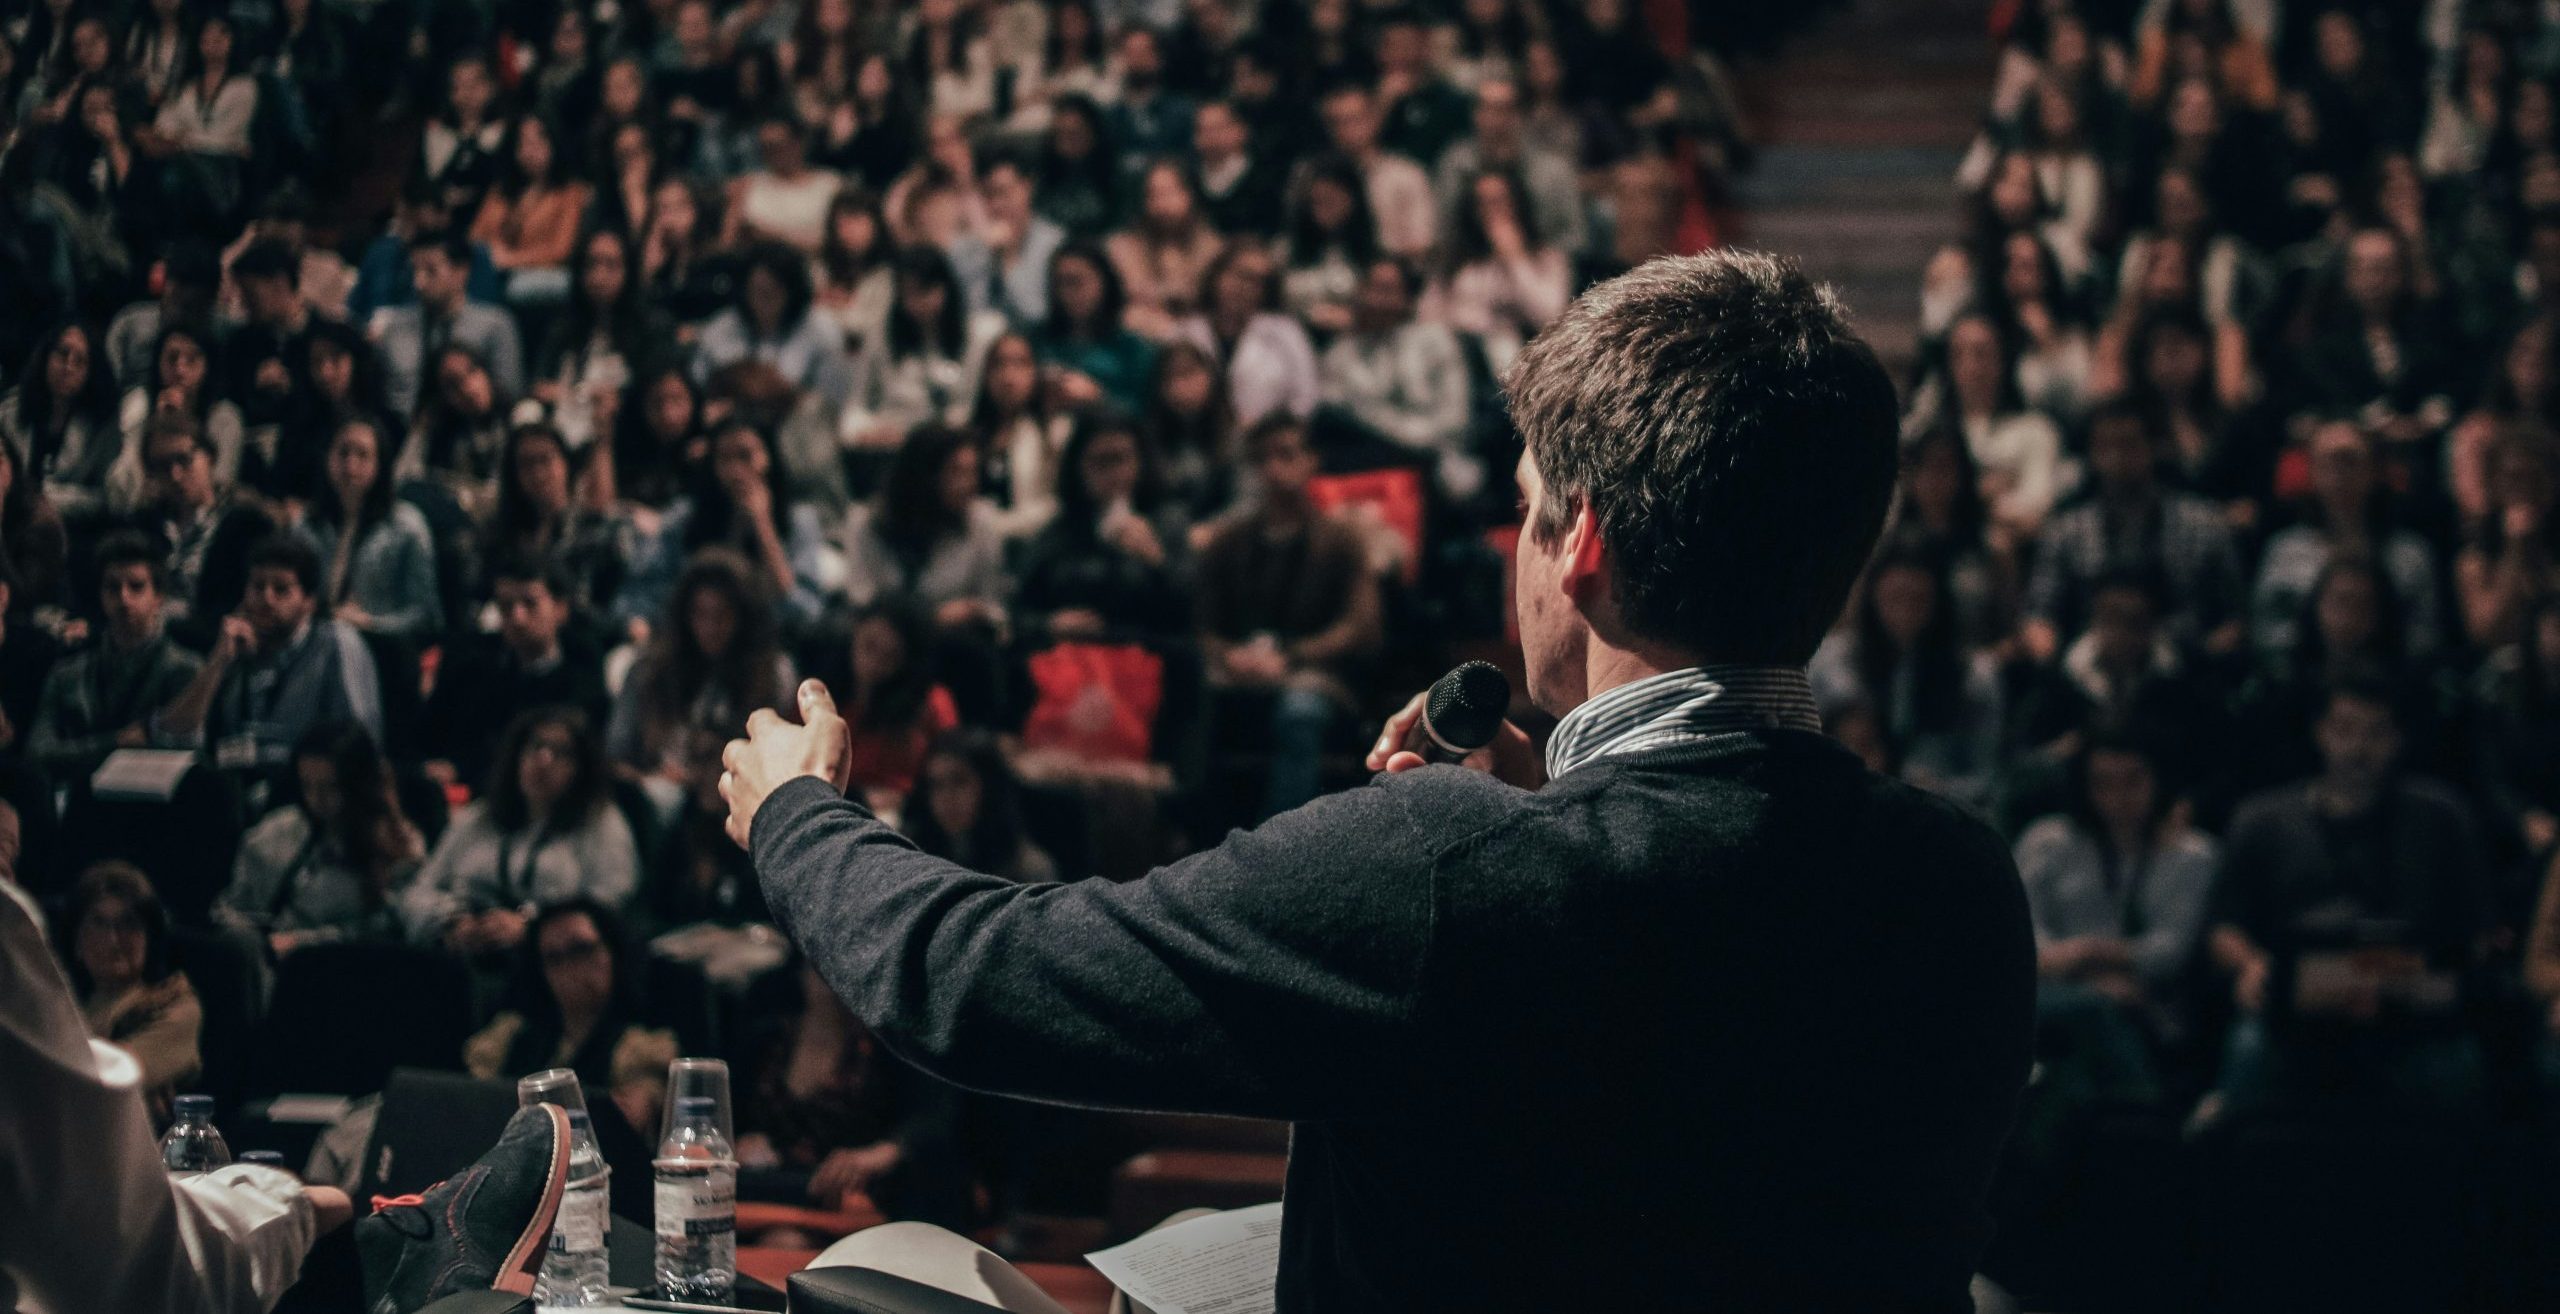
[356,1103,572,1313]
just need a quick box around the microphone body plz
[1405,661,1511,764]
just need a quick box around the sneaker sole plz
[493,1104,573,1296]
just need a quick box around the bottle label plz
[552,1186,609,1252]
[655,1166,736,1238]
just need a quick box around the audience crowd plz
[0,0,1746,1246]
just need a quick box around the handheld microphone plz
[1408,661,1512,764]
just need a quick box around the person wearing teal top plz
[1032,242,1157,415]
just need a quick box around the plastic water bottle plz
[536,1109,614,1307]
[161,1095,232,1175]
[653,1096,737,1301]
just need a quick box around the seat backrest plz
[167,925,265,1110]
[248,942,473,1097]
[787,1267,1016,1314]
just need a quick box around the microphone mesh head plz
[1425,661,1512,753]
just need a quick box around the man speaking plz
[722,252,2034,1312]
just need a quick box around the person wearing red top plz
[822,595,960,810]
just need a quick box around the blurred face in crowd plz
[580,232,628,307]
[712,425,772,501]
[449,59,495,121]
[1194,102,1246,163]
[1473,173,1523,236]
[76,894,147,992]
[982,162,1032,226]
[1524,41,1565,98]
[602,59,646,118]
[2000,234,2048,306]
[296,752,343,827]
[2538,608,2560,674]
[2315,693,2399,796]
[437,352,495,415]
[2086,584,2157,671]
[686,584,738,658]
[1141,163,1195,230]
[2086,412,2157,495]
[925,114,972,176]
[1905,437,1964,527]
[855,53,895,105]
[1080,429,1143,507]
[71,17,111,73]
[744,265,790,332]
[515,116,555,181]
[2307,423,2376,516]
[2135,238,2195,307]
[2155,169,2206,236]
[1987,154,2039,229]
[537,912,613,1021]
[1051,105,1097,160]
[850,614,907,688]
[1307,175,1356,234]
[1118,29,1162,86]
[653,179,699,240]
[647,372,696,439]
[757,119,806,174]
[517,720,580,813]
[1254,421,1317,501]
[411,245,467,311]
[1947,317,2005,411]
[674,0,715,56]
[2168,79,2217,143]
[2519,85,2558,156]
[940,444,981,514]
[2032,80,2078,145]
[2313,10,2363,79]
[2085,749,2157,838]
[514,431,573,514]
[1052,253,1106,327]
[2507,319,2554,404]
[1354,261,1413,333]
[550,8,588,61]
[1322,89,1378,156]
[1211,248,1270,319]
[160,333,208,398]
[244,563,316,640]
[144,429,214,511]
[897,268,950,334]
[44,326,89,401]
[2493,442,2557,518]
[494,576,569,660]
[198,17,233,67]
[100,561,164,646]
[327,420,381,506]
[923,751,984,842]
[1378,21,1427,75]
[2344,229,2404,315]
[1472,79,1522,149]
[242,268,298,326]
[1162,351,1215,415]
[1870,563,1937,650]
[2141,321,2207,397]
[984,335,1038,410]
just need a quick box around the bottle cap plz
[173,1094,214,1118]
[676,1095,717,1118]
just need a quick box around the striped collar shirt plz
[1545,665,1824,779]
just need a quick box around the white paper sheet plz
[1084,1202,1283,1314]
[90,749,197,801]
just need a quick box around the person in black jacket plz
[718,252,2034,1313]
[420,555,607,791]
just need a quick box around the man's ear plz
[1561,502,1607,605]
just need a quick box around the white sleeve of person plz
[0,881,316,1314]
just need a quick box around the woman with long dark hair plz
[487,421,632,618]
[842,246,1006,452]
[462,896,677,1139]
[607,546,797,800]
[218,722,424,955]
[1015,409,1190,645]
[108,322,244,515]
[997,0,1110,135]
[0,441,69,615]
[901,0,995,121]
[397,343,513,518]
[1904,312,2064,543]
[610,366,708,512]
[1033,94,1119,237]
[694,240,854,408]
[536,228,673,451]
[1107,159,1226,342]
[0,322,121,520]
[274,318,395,511]
[807,594,959,807]
[965,329,1073,534]
[1283,154,1382,338]
[300,414,440,639]
[1036,242,1155,414]
[471,114,594,308]
[1884,425,2015,650]
[814,189,896,353]
[406,708,641,951]
[1178,240,1318,429]
[1424,168,1571,371]
[617,419,834,631]
[1142,340,1243,517]
[1809,552,2006,807]
[2450,316,2560,538]
[139,13,258,221]
[843,424,1008,625]
[2456,431,2560,651]
[902,729,1053,882]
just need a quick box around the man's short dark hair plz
[232,238,300,287]
[1241,412,1307,462]
[489,553,576,601]
[246,534,323,597]
[408,229,472,267]
[145,412,215,459]
[1507,251,1899,665]
[94,532,167,590]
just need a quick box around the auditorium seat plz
[1106,1149,1286,1242]
[167,925,265,1111]
[245,942,474,1097]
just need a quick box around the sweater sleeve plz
[750,773,1444,1121]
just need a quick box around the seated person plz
[902,731,1056,884]
[2474,595,2560,865]
[614,419,836,635]
[160,535,384,790]
[422,557,609,791]
[2021,403,2245,662]
[404,708,640,956]
[119,413,276,652]
[2007,567,2230,813]
[2207,679,2494,1118]
[60,860,201,1117]
[1316,256,1475,499]
[1013,410,1193,646]
[296,416,443,643]
[606,548,797,817]
[2014,734,2219,1103]
[1196,415,1383,818]
[1808,552,2005,809]
[804,597,960,811]
[463,898,676,1145]
[28,532,203,780]
[372,229,525,419]
[734,961,968,1229]
[215,723,424,957]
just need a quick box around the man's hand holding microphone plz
[1366,661,1547,790]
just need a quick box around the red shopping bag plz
[1021,642,1165,764]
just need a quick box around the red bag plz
[1021,642,1165,764]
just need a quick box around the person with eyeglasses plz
[460,897,676,1156]
[115,411,277,653]
[403,707,640,959]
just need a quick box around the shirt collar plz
[1545,665,1823,779]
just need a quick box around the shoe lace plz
[369,1191,428,1214]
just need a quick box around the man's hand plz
[1366,689,1546,790]
[721,680,853,849]
[808,1141,902,1208]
